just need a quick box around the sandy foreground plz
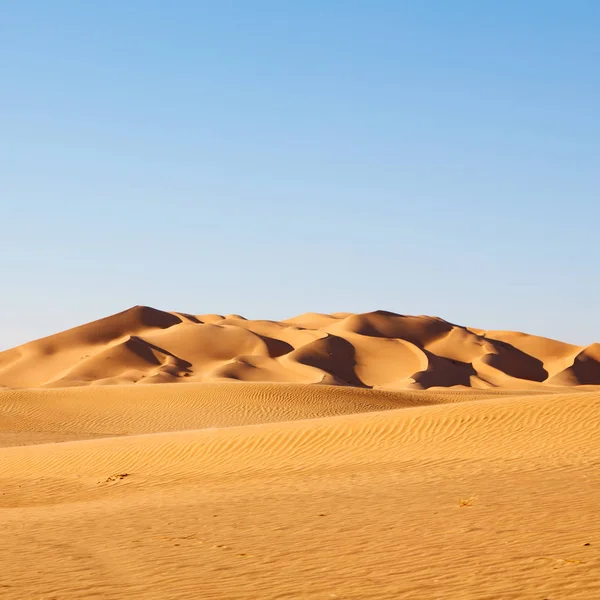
[1,308,599,598]
[0,383,599,599]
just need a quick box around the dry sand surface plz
[1,307,599,598]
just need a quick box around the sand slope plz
[1,305,598,389]
[1,389,599,599]
[0,381,531,447]
[0,382,454,446]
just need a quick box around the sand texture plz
[1,307,599,598]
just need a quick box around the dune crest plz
[0,306,597,390]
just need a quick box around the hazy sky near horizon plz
[1,0,598,350]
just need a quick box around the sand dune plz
[0,380,533,448]
[2,307,599,598]
[2,389,598,480]
[1,306,598,389]
[0,382,452,446]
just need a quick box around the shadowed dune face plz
[0,305,598,390]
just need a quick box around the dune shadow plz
[291,334,369,388]
[412,352,477,389]
[482,340,548,382]
[126,336,193,373]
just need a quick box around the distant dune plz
[1,305,598,389]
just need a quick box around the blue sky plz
[1,1,598,349]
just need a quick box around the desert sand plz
[1,307,599,599]
[1,305,599,390]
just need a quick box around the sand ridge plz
[0,381,541,447]
[2,389,599,480]
[1,305,598,389]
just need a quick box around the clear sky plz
[1,0,598,350]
